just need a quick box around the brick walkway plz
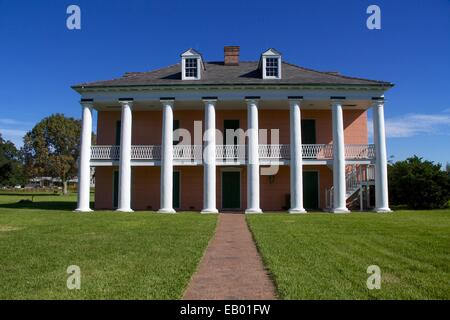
[183,214,276,300]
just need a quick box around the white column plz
[289,98,306,213]
[373,99,392,212]
[158,99,175,213]
[75,100,93,212]
[201,98,218,213]
[331,99,349,213]
[245,98,262,213]
[117,99,133,212]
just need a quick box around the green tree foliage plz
[388,156,450,209]
[22,114,81,194]
[0,133,25,187]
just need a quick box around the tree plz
[0,133,25,187]
[388,156,450,209]
[22,114,82,194]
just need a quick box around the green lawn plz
[247,211,450,299]
[0,192,217,299]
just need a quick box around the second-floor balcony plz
[90,144,375,164]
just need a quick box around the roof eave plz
[72,82,394,92]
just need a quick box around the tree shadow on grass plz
[0,200,80,211]
[0,193,62,197]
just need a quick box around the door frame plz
[303,169,320,209]
[221,167,242,210]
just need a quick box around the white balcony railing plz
[216,145,246,160]
[173,145,202,160]
[90,144,376,161]
[91,145,120,160]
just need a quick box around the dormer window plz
[261,48,282,79]
[185,58,198,78]
[265,58,279,77]
[181,48,204,80]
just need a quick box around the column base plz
[116,208,134,213]
[374,207,392,213]
[201,208,219,214]
[331,207,350,214]
[245,208,263,214]
[289,208,307,214]
[74,208,93,213]
[158,208,176,214]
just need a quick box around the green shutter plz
[115,121,121,145]
[173,171,180,209]
[223,120,240,144]
[301,120,316,144]
[113,171,119,208]
[173,120,180,145]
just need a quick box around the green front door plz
[222,171,240,209]
[173,171,180,209]
[303,171,319,209]
[113,170,119,208]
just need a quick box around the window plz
[265,57,279,77]
[185,58,198,78]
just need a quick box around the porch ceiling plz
[92,99,374,112]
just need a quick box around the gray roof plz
[72,61,393,89]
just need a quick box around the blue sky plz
[0,0,449,165]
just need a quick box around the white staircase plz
[325,164,375,211]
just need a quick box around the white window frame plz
[263,56,281,79]
[181,49,202,80]
[183,57,199,80]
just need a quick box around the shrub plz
[388,156,450,209]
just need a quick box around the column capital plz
[202,97,218,104]
[245,96,260,104]
[80,99,94,108]
[371,97,385,106]
[330,96,346,106]
[118,98,134,107]
[288,96,303,106]
[160,97,175,106]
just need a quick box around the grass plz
[0,192,217,299]
[247,211,450,299]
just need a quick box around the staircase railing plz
[325,164,375,211]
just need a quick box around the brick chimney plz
[224,46,240,65]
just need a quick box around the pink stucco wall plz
[94,109,367,211]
